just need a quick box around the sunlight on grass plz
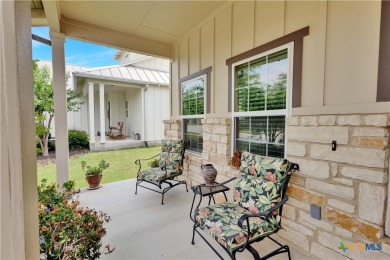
[37,146,160,189]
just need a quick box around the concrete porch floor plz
[77,179,316,260]
[90,137,160,151]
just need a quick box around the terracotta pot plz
[201,164,217,185]
[86,173,102,190]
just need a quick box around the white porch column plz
[88,82,95,144]
[141,86,146,141]
[50,31,69,185]
[99,83,106,143]
[1,0,39,258]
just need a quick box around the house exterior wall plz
[171,1,386,117]
[167,1,390,258]
[145,85,170,141]
[126,88,142,138]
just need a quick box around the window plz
[232,44,292,158]
[125,101,128,118]
[181,74,206,153]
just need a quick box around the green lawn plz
[37,146,160,189]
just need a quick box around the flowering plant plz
[81,160,110,175]
[38,179,114,259]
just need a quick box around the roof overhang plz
[31,0,227,59]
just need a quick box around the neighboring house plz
[37,52,170,150]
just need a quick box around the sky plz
[32,27,119,67]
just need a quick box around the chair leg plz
[231,251,237,260]
[161,193,164,205]
[285,245,291,260]
[184,180,188,192]
[135,180,138,194]
[191,224,197,244]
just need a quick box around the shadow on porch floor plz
[77,179,316,260]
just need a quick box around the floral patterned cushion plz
[194,202,279,252]
[137,168,179,184]
[159,139,183,172]
[239,151,289,183]
[233,174,282,215]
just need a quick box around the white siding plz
[145,85,170,141]
[126,88,142,138]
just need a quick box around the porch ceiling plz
[31,0,227,59]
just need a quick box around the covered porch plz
[77,178,311,260]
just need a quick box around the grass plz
[37,146,160,189]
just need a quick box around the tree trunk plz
[42,134,49,157]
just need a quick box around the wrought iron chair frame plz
[135,141,189,205]
[191,161,299,260]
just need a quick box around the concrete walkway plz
[78,179,315,260]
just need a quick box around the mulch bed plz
[37,149,89,166]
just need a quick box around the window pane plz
[235,116,285,158]
[268,116,285,144]
[235,63,249,89]
[235,88,248,112]
[250,117,267,142]
[251,143,267,156]
[182,76,205,115]
[236,140,249,153]
[249,56,266,86]
[267,49,288,83]
[234,48,288,112]
[236,117,250,141]
[248,85,266,111]
[268,144,284,158]
[183,118,203,153]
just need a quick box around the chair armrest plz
[236,195,289,252]
[135,153,160,172]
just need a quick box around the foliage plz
[68,129,89,150]
[37,139,43,155]
[148,158,160,168]
[38,179,114,259]
[34,60,83,157]
[81,160,110,175]
[38,147,161,189]
[182,77,205,115]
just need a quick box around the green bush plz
[38,179,114,259]
[68,129,89,150]
[36,140,43,155]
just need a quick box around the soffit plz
[33,0,227,58]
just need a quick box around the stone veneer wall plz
[164,115,390,259]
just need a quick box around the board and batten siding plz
[145,85,170,141]
[171,0,383,117]
[126,87,142,138]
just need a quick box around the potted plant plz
[81,160,110,189]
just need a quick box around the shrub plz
[38,179,114,259]
[68,129,89,150]
[36,139,43,155]
[148,158,160,168]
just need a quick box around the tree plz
[33,60,82,157]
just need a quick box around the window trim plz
[231,43,294,158]
[181,74,207,117]
[180,72,208,154]
[178,66,212,115]
[226,26,309,110]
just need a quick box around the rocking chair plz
[135,139,189,205]
[108,122,124,138]
[191,151,299,260]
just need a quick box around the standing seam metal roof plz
[76,65,169,85]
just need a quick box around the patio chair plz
[191,151,299,260]
[135,139,189,205]
[108,122,124,138]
